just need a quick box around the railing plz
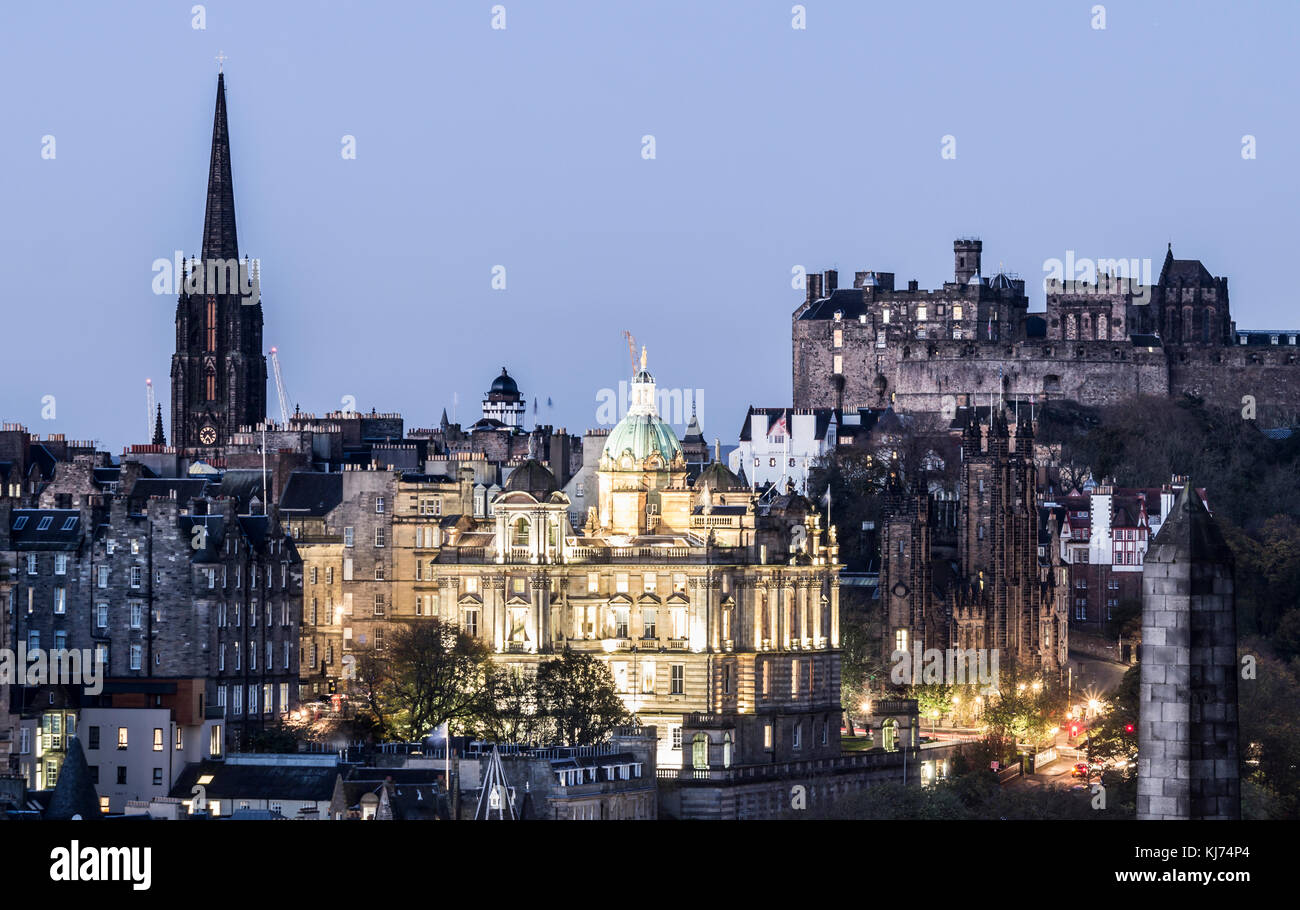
[871,699,919,715]
[656,768,681,780]
[666,639,689,650]
[437,547,486,563]
[505,642,529,653]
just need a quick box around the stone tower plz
[958,408,1038,663]
[170,71,267,449]
[953,238,982,284]
[1137,485,1240,820]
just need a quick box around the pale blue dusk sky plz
[2,1,1297,453]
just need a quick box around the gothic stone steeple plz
[170,71,267,450]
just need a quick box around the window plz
[54,554,68,575]
[130,566,142,588]
[248,685,258,715]
[723,663,733,694]
[131,539,139,555]
[343,558,353,581]
[792,659,801,695]
[117,727,129,750]
[671,664,684,695]
[673,573,687,593]
[27,631,38,651]
[641,607,656,639]
[153,728,164,752]
[13,516,27,531]
[375,496,385,514]
[175,727,184,750]
[98,565,109,588]
[374,564,385,581]
[642,573,657,594]
[374,528,385,547]
[671,727,682,750]
[916,305,927,322]
[613,606,629,638]
[691,733,709,770]
[895,628,908,654]
[130,645,142,670]
[117,766,128,785]
[833,354,843,374]
[210,725,223,757]
[615,573,628,594]
[153,768,163,786]
[233,642,240,670]
[88,726,100,750]
[54,587,66,614]
[793,723,803,750]
[953,304,963,320]
[37,516,52,531]
[327,566,335,584]
[55,631,67,651]
[374,593,385,616]
[94,643,108,672]
[833,328,843,348]
[344,527,354,547]
[465,575,480,594]
[764,723,774,750]
[463,609,479,637]
[642,659,656,693]
[587,573,599,593]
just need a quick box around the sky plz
[2,1,1297,454]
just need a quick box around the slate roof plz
[170,761,340,803]
[128,478,210,506]
[738,407,838,442]
[178,514,226,561]
[45,737,101,820]
[215,469,273,511]
[279,471,344,515]
[9,509,82,550]
[797,288,869,321]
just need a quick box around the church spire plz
[201,71,239,262]
[153,404,166,445]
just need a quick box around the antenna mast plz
[145,379,155,441]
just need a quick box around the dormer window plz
[37,517,52,531]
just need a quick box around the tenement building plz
[794,239,1300,426]
[1,464,302,783]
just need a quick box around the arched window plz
[882,718,898,752]
[722,733,733,768]
[204,367,216,402]
[205,296,217,351]
[691,733,709,770]
[512,517,529,547]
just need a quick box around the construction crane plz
[145,378,155,441]
[623,330,637,378]
[270,346,290,425]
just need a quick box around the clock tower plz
[170,69,267,450]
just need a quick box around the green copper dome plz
[603,413,683,468]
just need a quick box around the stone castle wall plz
[794,322,1300,425]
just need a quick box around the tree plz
[535,650,633,745]
[476,665,542,744]
[381,619,492,741]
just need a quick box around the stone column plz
[1137,487,1239,820]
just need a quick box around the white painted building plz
[729,408,838,494]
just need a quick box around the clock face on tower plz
[199,425,218,446]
